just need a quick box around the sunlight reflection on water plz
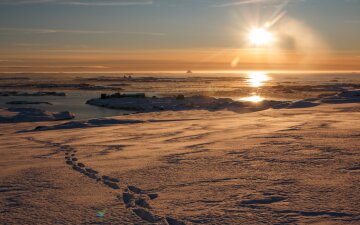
[239,95,264,103]
[240,72,271,102]
[247,71,271,88]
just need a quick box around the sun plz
[248,27,273,46]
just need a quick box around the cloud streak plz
[0,27,165,36]
[0,0,153,6]
[0,27,106,34]
[213,0,300,8]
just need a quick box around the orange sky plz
[1,48,359,73]
[0,0,359,73]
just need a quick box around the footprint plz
[85,172,98,180]
[85,168,98,174]
[72,165,85,173]
[102,175,120,183]
[103,180,120,189]
[132,208,162,223]
[29,139,186,224]
[109,178,120,183]
[128,185,145,194]
[135,198,151,209]
[166,217,186,225]
[122,192,135,208]
[148,193,158,200]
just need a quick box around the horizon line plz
[0,69,359,75]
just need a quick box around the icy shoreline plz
[0,108,74,123]
[86,90,360,114]
[0,91,66,97]
[6,101,52,105]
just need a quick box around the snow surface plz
[0,90,359,224]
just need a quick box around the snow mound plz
[0,91,66,96]
[321,90,360,104]
[87,95,288,113]
[85,90,360,114]
[287,101,321,108]
[0,108,74,123]
[6,101,52,105]
[27,118,144,132]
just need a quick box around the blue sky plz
[0,0,359,72]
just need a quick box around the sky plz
[0,0,359,72]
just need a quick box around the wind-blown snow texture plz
[0,90,359,224]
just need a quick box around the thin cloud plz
[213,0,267,7]
[0,0,153,6]
[0,27,165,36]
[213,0,301,8]
[115,31,166,36]
[0,59,24,63]
[0,27,107,34]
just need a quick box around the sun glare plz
[248,27,273,46]
[248,71,271,87]
[241,95,264,103]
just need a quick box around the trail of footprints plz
[28,138,185,224]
